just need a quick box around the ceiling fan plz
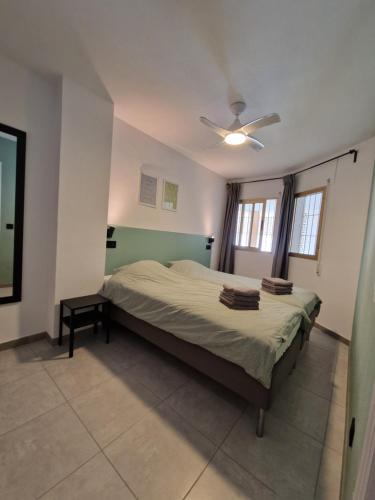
[200,101,280,151]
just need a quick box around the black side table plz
[58,294,111,358]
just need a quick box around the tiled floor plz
[0,326,348,499]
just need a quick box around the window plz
[289,187,326,259]
[235,198,277,252]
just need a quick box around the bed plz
[168,259,321,340]
[103,260,320,436]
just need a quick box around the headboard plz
[105,226,211,275]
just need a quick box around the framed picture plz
[139,172,157,207]
[162,180,178,211]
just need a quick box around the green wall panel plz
[343,164,375,499]
[105,226,211,275]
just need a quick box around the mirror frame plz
[0,122,26,304]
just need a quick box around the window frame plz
[235,197,278,253]
[289,186,326,261]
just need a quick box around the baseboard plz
[314,322,350,345]
[0,331,49,351]
[47,326,96,345]
[49,334,61,345]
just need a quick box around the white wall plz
[51,78,114,335]
[108,118,226,267]
[0,58,220,344]
[0,54,61,343]
[234,137,375,340]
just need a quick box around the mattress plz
[102,260,308,388]
[168,260,321,317]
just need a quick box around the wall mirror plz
[0,123,26,304]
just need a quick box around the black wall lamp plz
[107,226,115,238]
[206,235,215,250]
[106,226,116,248]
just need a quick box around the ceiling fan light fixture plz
[224,132,247,145]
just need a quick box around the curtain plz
[218,183,241,273]
[271,174,295,279]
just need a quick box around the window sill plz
[235,246,273,255]
[289,252,318,261]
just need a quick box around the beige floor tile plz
[0,404,99,500]
[71,371,160,447]
[186,450,277,500]
[316,446,342,500]
[336,342,349,362]
[331,389,346,408]
[0,370,64,436]
[315,484,340,500]
[332,365,348,408]
[29,338,68,359]
[290,362,334,400]
[32,329,105,351]
[40,453,135,500]
[324,402,346,453]
[0,327,348,500]
[125,348,190,399]
[299,341,337,373]
[95,334,151,372]
[31,331,144,375]
[44,348,119,399]
[108,325,154,353]
[270,379,330,443]
[105,402,216,500]
[166,376,246,445]
[0,344,43,386]
[335,356,348,379]
[310,329,339,353]
[222,409,322,500]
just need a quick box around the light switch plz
[373,283,375,303]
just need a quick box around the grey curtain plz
[218,183,241,273]
[271,174,295,279]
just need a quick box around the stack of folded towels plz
[220,284,260,310]
[261,277,293,295]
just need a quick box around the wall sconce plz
[106,226,116,248]
[107,226,115,239]
[206,235,215,250]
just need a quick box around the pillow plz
[168,260,208,276]
[113,259,165,274]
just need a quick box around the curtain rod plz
[231,149,358,185]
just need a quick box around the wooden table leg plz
[94,305,98,334]
[69,311,75,358]
[106,303,110,344]
[58,301,63,346]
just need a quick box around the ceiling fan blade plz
[247,136,265,152]
[240,113,280,135]
[200,116,229,138]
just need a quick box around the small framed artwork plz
[162,179,178,211]
[139,172,158,207]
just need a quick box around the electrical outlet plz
[349,417,356,447]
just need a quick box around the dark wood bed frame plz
[110,303,320,437]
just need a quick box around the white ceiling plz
[0,0,375,179]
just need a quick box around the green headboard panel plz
[105,226,211,275]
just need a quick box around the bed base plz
[110,305,317,437]
[305,303,321,341]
